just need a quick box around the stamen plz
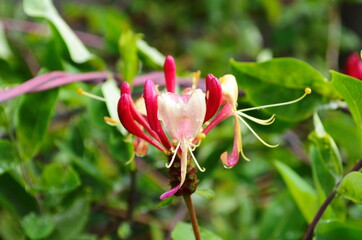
[104,116,120,126]
[191,71,201,89]
[187,141,206,172]
[237,112,276,125]
[239,88,312,112]
[237,116,279,148]
[166,141,181,168]
[196,132,206,140]
[77,88,106,102]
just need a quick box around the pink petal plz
[220,116,242,167]
[158,90,206,141]
[160,185,181,200]
[118,94,166,153]
[144,80,172,150]
[163,56,176,93]
[204,74,222,122]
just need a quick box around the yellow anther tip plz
[104,116,120,126]
[77,88,84,95]
[305,88,312,94]
[196,133,206,140]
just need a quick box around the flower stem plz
[183,195,201,240]
[303,159,362,240]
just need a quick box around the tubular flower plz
[207,74,312,168]
[117,56,223,199]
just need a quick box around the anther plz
[104,116,120,126]
[191,71,201,89]
[196,132,206,140]
[77,88,106,102]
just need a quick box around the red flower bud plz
[345,52,362,80]
[204,74,222,122]
[163,56,177,93]
[144,80,172,150]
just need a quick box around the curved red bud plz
[163,56,176,93]
[120,82,162,143]
[204,74,222,122]
[118,94,166,153]
[144,80,172,149]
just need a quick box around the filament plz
[166,141,181,168]
[77,88,106,102]
[239,88,311,112]
[237,116,279,148]
[237,112,275,125]
[187,141,206,172]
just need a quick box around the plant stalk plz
[303,159,362,240]
[183,195,201,240]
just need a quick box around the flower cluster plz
[117,56,311,199]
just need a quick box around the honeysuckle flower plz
[79,56,311,200]
[117,56,223,199]
[204,74,311,167]
[345,52,362,80]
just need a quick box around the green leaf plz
[171,222,222,240]
[101,78,126,134]
[16,89,58,161]
[230,58,329,121]
[137,39,165,68]
[309,113,342,195]
[0,173,38,216]
[0,210,25,240]
[49,199,89,240]
[39,163,81,194]
[155,196,174,209]
[259,191,305,240]
[315,220,362,240]
[195,189,216,199]
[331,71,362,138]
[0,140,17,175]
[21,213,55,239]
[118,29,141,84]
[23,0,93,63]
[274,160,318,223]
[0,23,13,61]
[337,172,362,204]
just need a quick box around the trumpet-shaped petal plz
[219,74,239,107]
[204,74,222,122]
[164,56,176,93]
[217,74,311,164]
[144,80,172,150]
[158,89,206,141]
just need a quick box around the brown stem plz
[303,159,362,240]
[183,195,201,240]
